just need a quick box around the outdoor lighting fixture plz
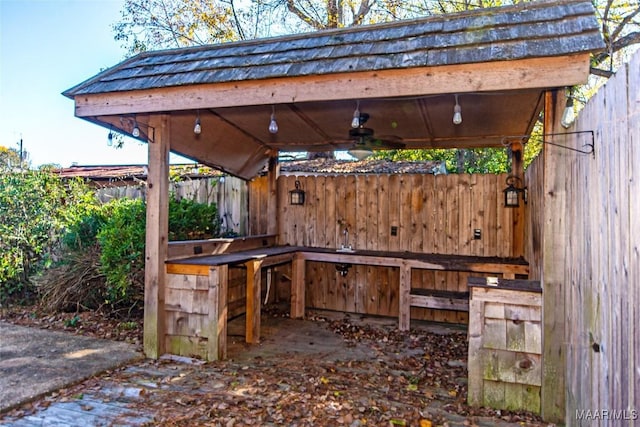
[107,127,114,146]
[132,119,140,138]
[269,106,278,134]
[194,111,202,135]
[453,94,462,125]
[348,147,373,161]
[503,175,527,208]
[335,263,352,277]
[561,96,575,129]
[351,100,361,128]
[289,180,305,205]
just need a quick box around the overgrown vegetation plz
[0,168,222,318]
[0,170,96,303]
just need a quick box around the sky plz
[0,0,188,167]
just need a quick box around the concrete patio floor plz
[0,322,142,413]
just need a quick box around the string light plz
[453,94,462,125]
[561,96,575,129]
[132,118,140,137]
[269,106,278,134]
[351,100,361,128]
[194,110,202,134]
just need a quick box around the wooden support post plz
[291,253,306,318]
[267,154,280,237]
[143,115,170,359]
[399,262,411,331]
[207,265,228,361]
[540,89,567,422]
[467,289,485,406]
[510,140,526,258]
[245,259,263,344]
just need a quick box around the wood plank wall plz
[259,173,519,323]
[526,52,639,421]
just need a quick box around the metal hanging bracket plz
[502,130,595,158]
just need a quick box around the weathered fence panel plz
[268,172,519,322]
[526,51,639,423]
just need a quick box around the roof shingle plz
[64,0,604,97]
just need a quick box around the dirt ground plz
[0,305,550,426]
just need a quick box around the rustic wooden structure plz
[467,277,543,412]
[64,0,607,422]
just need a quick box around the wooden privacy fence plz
[256,172,524,323]
[522,52,639,421]
[535,52,639,420]
[97,176,249,236]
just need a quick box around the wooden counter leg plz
[399,262,411,331]
[207,265,228,361]
[245,259,263,344]
[291,254,306,319]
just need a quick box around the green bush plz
[0,171,98,303]
[96,198,147,308]
[1,168,222,312]
[96,195,221,311]
[169,196,220,240]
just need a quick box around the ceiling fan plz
[348,113,405,160]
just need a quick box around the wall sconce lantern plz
[504,176,527,208]
[289,180,305,205]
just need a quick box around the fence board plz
[526,51,639,421]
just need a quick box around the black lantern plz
[289,180,305,205]
[504,176,526,208]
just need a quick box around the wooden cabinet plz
[467,278,542,414]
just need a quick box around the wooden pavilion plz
[64,0,605,421]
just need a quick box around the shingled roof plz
[64,0,603,97]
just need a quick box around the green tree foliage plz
[0,145,28,170]
[0,170,99,302]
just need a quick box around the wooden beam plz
[167,234,277,260]
[207,265,228,361]
[143,114,170,360]
[291,253,306,319]
[73,55,591,117]
[245,259,263,344]
[166,263,210,276]
[399,261,411,331]
[540,89,567,423]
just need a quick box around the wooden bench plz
[409,288,470,312]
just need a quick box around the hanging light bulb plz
[351,100,361,128]
[194,111,202,135]
[269,106,278,134]
[453,94,462,125]
[561,96,575,129]
[132,120,140,138]
[107,128,114,146]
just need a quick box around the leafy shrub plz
[169,196,220,240]
[0,170,98,303]
[97,198,147,309]
[95,195,221,312]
